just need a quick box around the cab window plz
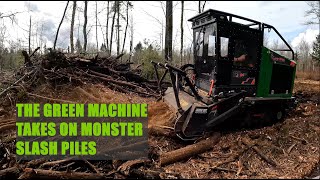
[233,38,258,68]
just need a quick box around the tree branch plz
[0,11,23,19]
[54,1,70,50]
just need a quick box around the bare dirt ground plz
[0,77,319,179]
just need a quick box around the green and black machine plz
[152,9,297,141]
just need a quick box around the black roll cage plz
[188,9,294,60]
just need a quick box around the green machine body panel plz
[256,47,297,98]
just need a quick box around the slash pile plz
[0,49,171,112]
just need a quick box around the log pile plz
[0,49,170,106]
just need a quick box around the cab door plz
[193,23,217,93]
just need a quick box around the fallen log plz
[108,82,158,97]
[88,69,117,79]
[59,162,75,170]
[159,133,221,166]
[0,121,15,127]
[18,168,107,179]
[85,71,146,92]
[118,71,149,84]
[0,166,20,178]
[0,119,14,124]
[25,159,47,168]
[108,82,131,94]
[0,124,16,132]
[99,53,123,65]
[40,157,75,168]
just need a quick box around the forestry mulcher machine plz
[152,9,297,141]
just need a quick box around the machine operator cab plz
[189,9,263,99]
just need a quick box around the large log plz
[84,71,158,97]
[80,71,144,91]
[159,133,221,166]
[0,166,20,179]
[25,159,47,168]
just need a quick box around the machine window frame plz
[220,37,229,58]
[194,24,216,57]
[208,35,216,57]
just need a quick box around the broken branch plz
[242,137,278,167]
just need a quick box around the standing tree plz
[180,1,184,66]
[83,1,88,52]
[29,16,31,54]
[106,1,110,51]
[70,1,77,53]
[311,34,320,63]
[129,14,134,62]
[110,1,117,55]
[0,24,6,70]
[54,1,69,50]
[96,1,99,51]
[297,37,311,71]
[116,1,121,56]
[165,1,173,61]
[122,1,132,54]
[198,1,207,13]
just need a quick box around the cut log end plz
[159,133,221,166]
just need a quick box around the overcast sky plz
[0,1,318,54]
